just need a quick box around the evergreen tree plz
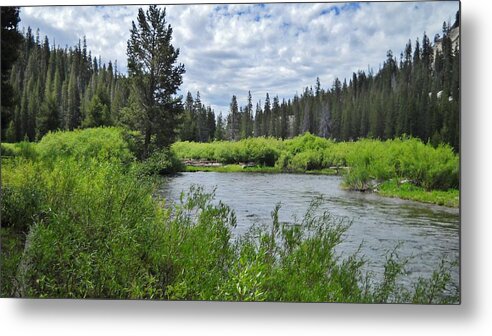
[127,5,185,155]
[66,61,81,130]
[254,102,263,137]
[318,98,331,138]
[82,94,111,128]
[1,7,23,139]
[227,95,240,141]
[270,96,280,137]
[180,91,196,141]
[262,93,271,136]
[215,112,225,140]
[207,106,216,141]
[280,99,288,140]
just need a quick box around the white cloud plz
[19,1,459,114]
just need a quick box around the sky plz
[19,1,459,114]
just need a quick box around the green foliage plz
[36,127,133,164]
[0,127,185,298]
[127,5,185,153]
[137,148,184,176]
[0,141,38,159]
[12,158,166,298]
[343,137,459,191]
[82,94,112,128]
[173,133,459,195]
[289,149,324,171]
[173,137,282,167]
[378,180,459,207]
[1,159,44,233]
[1,142,21,157]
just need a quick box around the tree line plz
[212,11,459,151]
[1,7,459,152]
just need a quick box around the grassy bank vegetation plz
[172,133,459,206]
[1,128,458,302]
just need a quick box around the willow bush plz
[172,133,459,191]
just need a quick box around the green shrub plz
[37,127,133,164]
[0,142,37,159]
[1,143,21,157]
[137,148,184,176]
[1,159,44,233]
[14,158,168,298]
[275,151,292,170]
[173,133,459,192]
[289,149,323,170]
[342,138,459,191]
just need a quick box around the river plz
[157,172,460,290]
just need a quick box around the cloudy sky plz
[19,1,459,114]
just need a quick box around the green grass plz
[184,164,338,175]
[1,127,459,302]
[185,164,281,173]
[172,133,459,206]
[378,180,459,207]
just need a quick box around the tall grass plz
[172,133,459,191]
[1,128,459,302]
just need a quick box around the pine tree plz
[127,5,185,155]
[280,99,288,140]
[254,102,262,137]
[207,106,216,141]
[227,95,240,141]
[66,61,81,130]
[82,94,111,128]
[270,96,280,137]
[241,90,253,138]
[179,91,195,141]
[318,97,331,138]
[215,112,225,140]
[262,93,271,136]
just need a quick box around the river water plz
[157,172,459,289]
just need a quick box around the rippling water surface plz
[158,172,459,287]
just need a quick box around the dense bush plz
[1,141,37,159]
[343,138,459,191]
[172,137,282,166]
[1,143,19,157]
[37,127,134,164]
[1,159,44,233]
[137,148,184,176]
[172,133,459,191]
[13,158,168,298]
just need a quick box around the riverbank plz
[184,163,338,175]
[378,180,459,207]
[183,163,459,207]
[173,133,459,208]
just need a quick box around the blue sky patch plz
[321,6,340,16]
